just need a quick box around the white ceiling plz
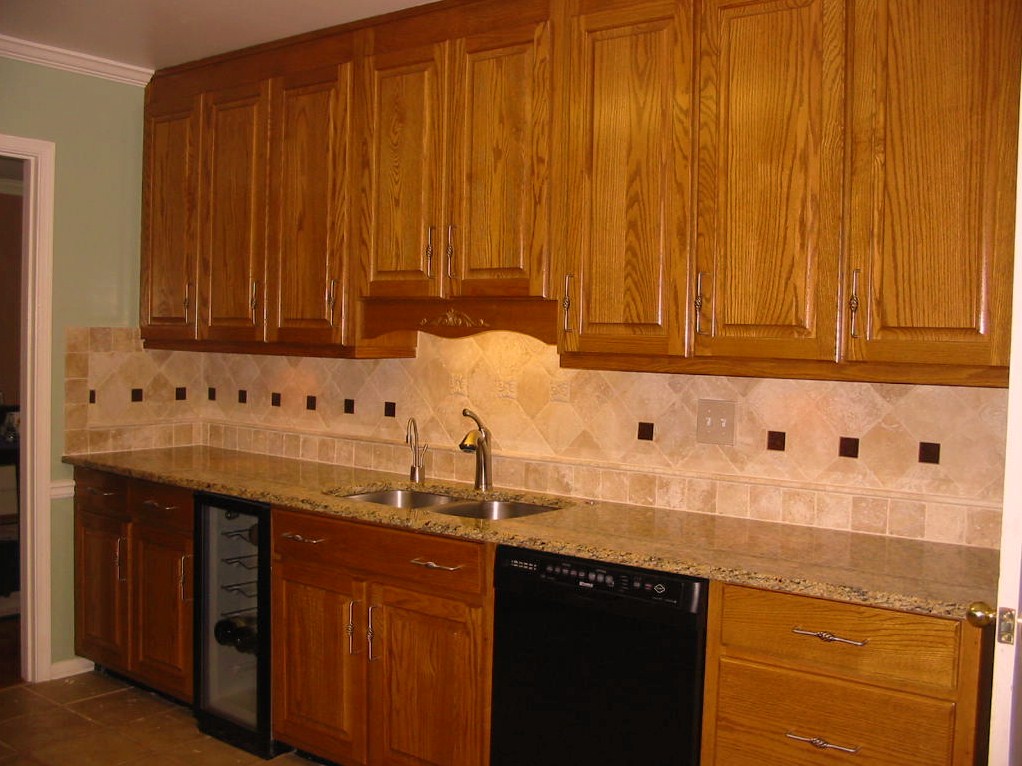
[0,0,434,71]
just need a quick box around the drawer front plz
[719,585,960,693]
[272,508,487,596]
[712,658,954,766]
[129,480,194,533]
[74,468,128,516]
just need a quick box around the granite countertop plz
[63,446,999,619]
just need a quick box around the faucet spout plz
[406,417,426,482]
[459,409,492,491]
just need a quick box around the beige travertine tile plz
[889,500,926,539]
[851,496,888,534]
[687,478,716,514]
[717,482,750,518]
[782,488,816,525]
[926,503,966,544]
[966,508,1002,548]
[816,493,852,530]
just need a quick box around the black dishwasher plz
[491,546,707,765]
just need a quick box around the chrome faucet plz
[459,409,492,492]
[406,417,427,483]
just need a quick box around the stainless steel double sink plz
[342,489,555,521]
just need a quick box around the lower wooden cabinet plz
[271,508,492,766]
[73,468,194,702]
[701,582,989,765]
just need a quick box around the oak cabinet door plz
[272,561,368,766]
[265,64,354,346]
[694,0,843,361]
[447,20,551,299]
[359,42,446,299]
[367,583,488,766]
[74,508,130,672]
[559,0,693,355]
[130,524,193,700]
[140,96,200,342]
[845,0,1021,367]
[198,82,269,342]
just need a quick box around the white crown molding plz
[0,34,152,87]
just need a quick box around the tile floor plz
[0,672,309,765]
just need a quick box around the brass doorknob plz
[966,601,996,628]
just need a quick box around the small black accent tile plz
[766,431,786,451]
[343,399,355,414]
[271,392,282,407]
[306,395,317,411]
[88,390,96,404]
[384,401,397,418]
[637,422,654,441]
[175,387,187,401]
[839,436,860,459]
[131,388,143,403]
[919,441,941,464]
[238,389,248,404]
[208,387,217,401]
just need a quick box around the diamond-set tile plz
[66,328,1007,548]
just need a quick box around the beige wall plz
[68,327,1006,549]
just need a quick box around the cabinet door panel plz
[360,44,445,299]
[846,0,1021,366]
[140,97,200,341]
[449,21,551,298]
[266,65,353,346]
[272,561,367,765]
[368,583,488,766]
[695,0,842,360]
[561,0,692,355]
[198,82,268,342]
[74,509,130,671]
[130,524,192,700]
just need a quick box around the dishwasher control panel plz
[497,546,705,612]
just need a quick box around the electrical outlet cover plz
[696,399,736,446]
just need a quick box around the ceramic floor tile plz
[30,726,152,766]
[167,735,265,766]
[66,687,176,725]
[113,707,206,749]
[0,707,97,752]
[0,688,57,723]
[26,672,127,705]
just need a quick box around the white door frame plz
[0,133,54,683]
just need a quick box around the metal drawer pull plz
[142,499,178,511]
[347,600,359,656]
[281,532,325,545]
[411,558,463,572]
[367,605,378,662]
[86,487,118,497]
[786,731,860,754]
[792,627,869,647]
[561,273,574,333]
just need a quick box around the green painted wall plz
[0,57,145,663]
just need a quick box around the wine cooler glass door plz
[199,500,262,728]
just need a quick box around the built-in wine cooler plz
[194,493,286,759]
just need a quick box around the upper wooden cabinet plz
[557,0,693,357]
[357,0,558,342]
[140,33,415,358]
[844,0,1021,370]
[693,0,843,362]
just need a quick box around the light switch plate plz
[696,399,736,446]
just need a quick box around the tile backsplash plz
[65,327,1007,548]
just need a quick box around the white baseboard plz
[48,657,94,680]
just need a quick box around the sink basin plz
[343,489,458,509]
[433,499,555,521]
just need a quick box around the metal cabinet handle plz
[694,271,709,335]
[367,605,378,661]
[411,558,463,572]
[785,731,860,754]
[562,273,574,334]
[183,281,191,313]
[281,532,325,545]
[250,279,259,316]
[446,224,456,279]
[86,487,118,497]
[179,554,193,602]
[347,600,360,656]
[142,499,178,512]
[791,626,869,647]
[115,537,127,582]
[327,278,337,325]
[848,268,861,338]
[425,226,435,278]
